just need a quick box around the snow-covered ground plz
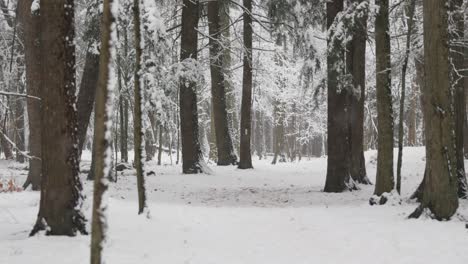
[1,147,467,264]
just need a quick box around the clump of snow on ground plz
[1,147,467,264]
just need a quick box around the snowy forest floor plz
[1,147,468,264]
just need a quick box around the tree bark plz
[324,0,355,192]
[134,0,148,214]
[207,0,237,166]
[238,0,253,169]
[179,0,204,173]
[396,0,416,194]
[91,0,114,262]
[410,0,459,219]
[374,0,394,196]
[31,0,86,236]
[450,0,467,198]
[348,0,370,184]
[82,5,102,181]
[17,0,41,189]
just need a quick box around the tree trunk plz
[179,0,204,173]
[77,4,100,157]
[324,0,355,192]
[450,0,467,198]
[396,0,416,194]
[31,0,86,236]
[117,39,128,162]
[219,0,238,155]
[238,0,253,169]
[18,0,41,190]
[207,0,237,166]
[410,0,459,220]
[374,0,394,196]
[91,0,114,262]
[133,0,148,214]
[348,0,370,184]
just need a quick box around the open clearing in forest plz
[1,147,467,264]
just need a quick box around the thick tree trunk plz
[179,0,204,173]
[207,0,237,166]
[18,0,41,190]
[31,0,86,236]
[324,0,355,192]
[238,0,253,169]
[410,0,459,220]
[90,0,114,262]
[374,0,394,196]
[348,0,370,184]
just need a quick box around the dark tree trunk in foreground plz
[374,0,394,196]
[31,0,86,236]
[134,0,148,213]
[18,0,41,190]
[450,0,467,198]
[348,0,370,184]
[324,0,355,192]
[179,0,204,173]
[91,0,114,262]
[396,0,416,194]
[207,0,237,166]
[410,0,459,220]
[238,0,253,169]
